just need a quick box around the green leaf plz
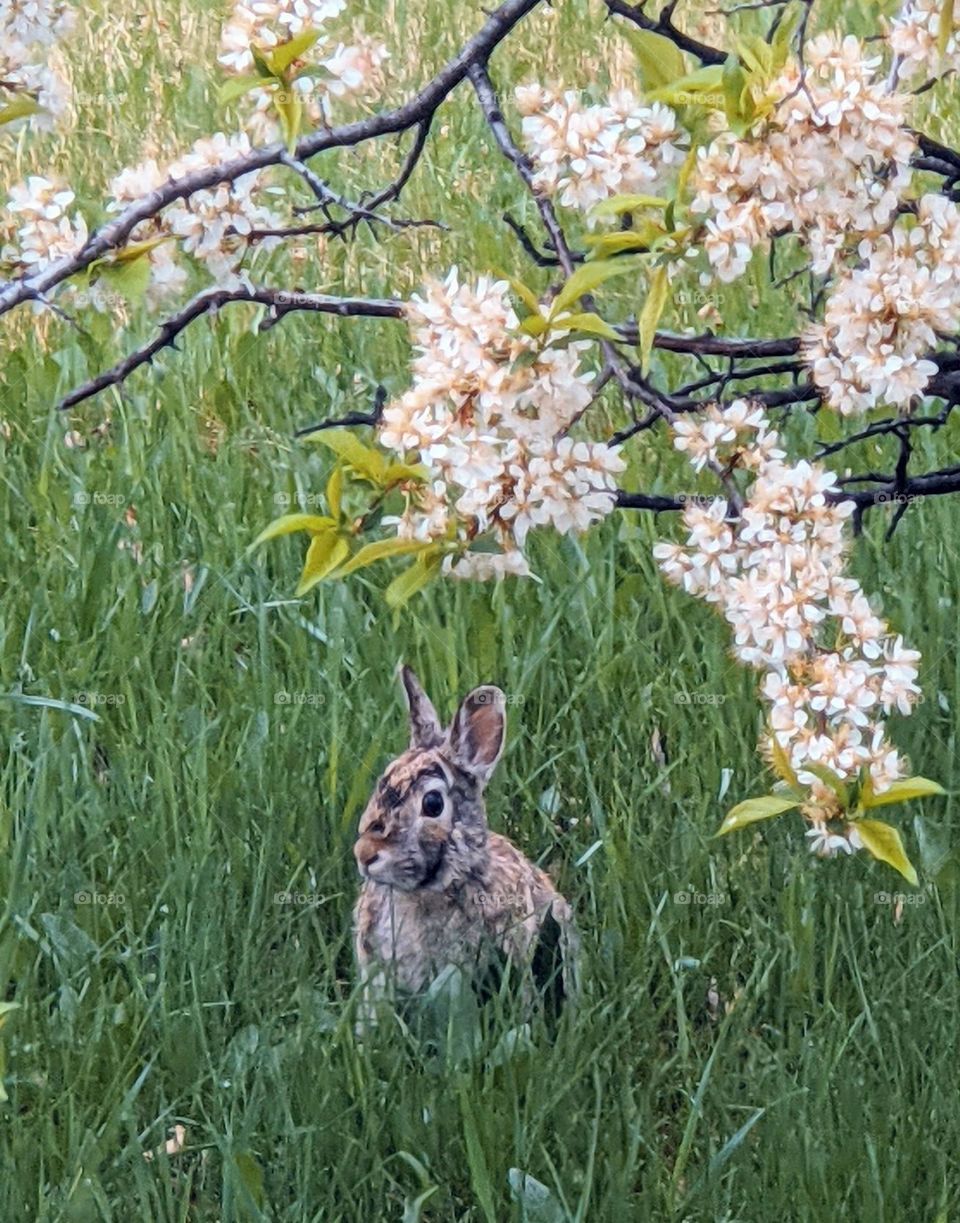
[326,465,343,519]
[590,193,670,220]
[97,254,152,305]
[856,818,919,886]
[620,27,687,93]
[638,264,669,375]
[518,313,549,337]
[269,27,322,74]
[716,793,800,836]
[111,236,170,264]
[303,429,387,484]
[276,89,303,153]
[381,461,428,485]
[251,46,278,79]
[771,4,802,72]
[584,231,660,259]
[508,276,542,317]
[218,74,265,105]
[770,737,801,792]
[550,311,621,341]
[550,258,640,319]
[385,548,443,609]
[335,536,436,578]
[250,513,335,548]
[648,65,725,107]
[0,96,43,126]
[860,776,946,810]
[736,36,773,78]
[0,1003,19,1033]
[805,763,849,807]
[296,531,349,595]
[722,54,750,133]
[939,0,955,58]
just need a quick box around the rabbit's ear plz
[447,687,506,783]
[399,664,443,749]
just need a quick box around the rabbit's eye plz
[368,820,385,836]
[421,790,445,818]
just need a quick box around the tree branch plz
[57,288,404,411]
[0,0,544,318]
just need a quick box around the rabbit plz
[352,665,579,1028]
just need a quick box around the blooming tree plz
[2,0,957,878]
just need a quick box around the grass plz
[2,0,960,1218]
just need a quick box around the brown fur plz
[352,667,578,1026]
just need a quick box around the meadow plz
[2,0,960,1218]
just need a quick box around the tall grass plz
[1,0,959,1218]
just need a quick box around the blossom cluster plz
[654,400,922,855]
[0,0,74,135]
[0,176,87,276]
[690,34,915,284]
[106,133,285,298]
[803,195,960,415]
[219,0,388,142]
[888,0,960,81]
[378,269,625,579]
[516,84,686,218]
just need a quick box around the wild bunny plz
[352,666,579,1025]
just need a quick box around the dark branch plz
[0,0,544,318]
[57,288,404,412]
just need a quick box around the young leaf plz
[250,513,335,548]
[584,231,661,259]
[771,4,802,72]
[590,193,670,221]
[97,255,153,305]
[382,461,428,485]
[296,531,349,595]
[0,96,43,126]
[722,55,749,133]
[335,536,436,578]
[648,65,725,107]
[518,313,549,337]
[550,311,622,341]
[805,763,849,807]
[716,793,800,836]
[770,736,801,792]
[620,27,687,93]
[860,776,946,810]
[938,0,954,58]
[856,818,919,886]
[508,277,542,317]
[276,90,303,153]
[303,429,387,485]
[218,74,265,105]
[269,27,323,74]
[326,465,344,520]
[549,258,640,319]
[637,264,669,375]
[385,549,443,609]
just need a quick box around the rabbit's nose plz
[356,842,381,868]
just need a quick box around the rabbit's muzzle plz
[354,826,447,892]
